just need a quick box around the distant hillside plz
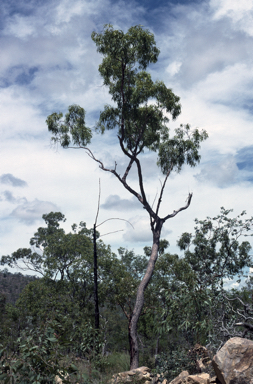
[0,269,38,304]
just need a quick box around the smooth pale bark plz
[129,222,162,369]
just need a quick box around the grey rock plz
[212,337,253,384]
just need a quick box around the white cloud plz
[194,155,239,188]
[123,216,153,243]
[0,174,27,187]
[4,14,38,39]
[123,215,172,243]
[166,61,182,77]
[54,0,87,24]
[10,199,59,225]
[101,195,141,211]
[211,0,253,36]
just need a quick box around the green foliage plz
[47,25,207,177]
[178,207,253,288]
[155,208,253,349]
[0,212,118,315]
[105,352,130,373]
[157,124,208,174]
[154,347,200,382]
[1,212,94,281]
[46,105,92,148]
[0,316,78,384]
[0,269,37,305]
[1,207,253,377]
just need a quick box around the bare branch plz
[151,192,158,210]
[100,229,124,237]
[235,322,253,333]
[70,145,145,205]
[155,164,173,216]
[95,178,101,226]
[163,193,193,221]
[97,217,134,230]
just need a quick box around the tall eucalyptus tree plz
[46,25,208,368]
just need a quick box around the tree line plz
[0,207,253,382]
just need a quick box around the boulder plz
[169,371,189,384]
[168,371,210,384]
[110,366,157,384]
[184,373,210,384]
[212,337,253,384]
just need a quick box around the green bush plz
[0,316,78,384]
[154,347,200,382]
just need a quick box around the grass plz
[62,352,130,384]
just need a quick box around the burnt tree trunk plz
[93,224,99,330]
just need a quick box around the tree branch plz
[235,322,253,333]
[155,164,173,216]
[163,193,193,221]
[122,158,135,182]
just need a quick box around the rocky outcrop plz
[110,337,253,384]
[110,366,157,384]
[169,371,211,384]
[110,367,211,384]
[212,337,253,384]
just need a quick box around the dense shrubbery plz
[154,347,200,382]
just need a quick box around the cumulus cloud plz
[0,174,27,187]
[211,0,253,36]
[1,191,28,204]
[166,61,182,77]
[10,199,59,225]
[195,147,253,188]
[194,154,239,188]
[2,190,16,203]
[101,195,141,211]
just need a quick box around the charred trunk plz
[93,224,99,330]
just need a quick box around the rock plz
[188,344,214,377]
[190,344,209,360]
[196,358,212,372]
[110,366,156,384]
[55,372,69,383]
[169,371,189,384]
[168,372,211,384]
[212,337,253,384]
[184,373,210,384]
[196,357,215,378]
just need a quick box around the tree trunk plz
[129,222,162,370]
[93,224,99,330]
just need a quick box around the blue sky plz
[1,0,253,287]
